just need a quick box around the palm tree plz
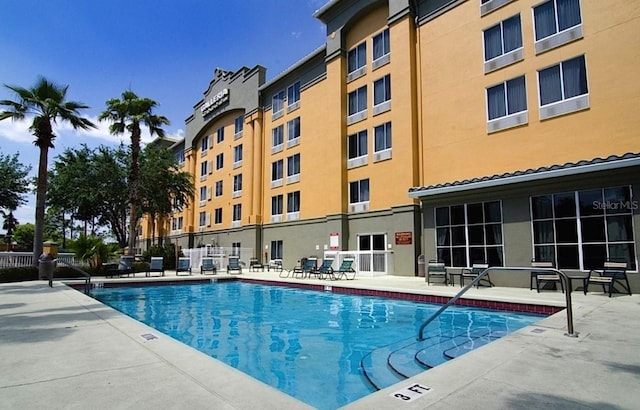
[99,90,169,254]
[0,77,95,264]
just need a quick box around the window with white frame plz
[234,115,243,137]
[287,81,300,109]
[216,153,224,170]
[287,117,300,146]
[272,90,285,115]
[435,201,504,267]
[538,55,589,119]
[531,187,636,271]
[533,0,582,53]
[272,125,284,150]
[199,186,207,205]
[201,136,209,153]
[216,126,224,143]
[271,159,283,186]
[232,204,242,223]
[347,42,366,77]
[483,14,523,73]
[199,211,207,227]
[347,130,368,169]
[214,208,222,224]
[175,150,185,165]
[287,153,300,183]
[349,179,370,204]
[374,122,392,152]
[372,28,390,65]
[287,191,300,213]
[486,75,527,132]
[215,180,223,197]
[231,242,241,256]
[233,174,242,196]
[271,195,283,217]
[373,75,391,114]
[200,161,208,177]
[171,216,183,231]
[233,144,242,167]
[271,240,283,260]
[348,86,367,124]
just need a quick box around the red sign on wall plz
[395,232,412,245]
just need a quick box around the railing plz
[417,266,578,341]
[55,260,91,294]
[0,252,80,268]
[323,250,393,276]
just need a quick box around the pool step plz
[414,329,492,368]
[360,337,415,390]
[443,330,505,359]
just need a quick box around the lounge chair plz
[426,260,448,286]
[336,258,356,280]
[201,257,217,275]
[269,259,283,272]
[105,256,134,278]
[584,260,632,297]
[531,260,563,293]
[176,257,192,276]
[227,256,242,274]
[461,262,492,288]
[146,256,165,277]
[310,258,334,279]
[294,257,317,279]
[249,257,264,272]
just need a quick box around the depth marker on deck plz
[391,383,432,402]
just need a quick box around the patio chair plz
[146,256,165,277]
[294,257,317,279]
[249,257,264,272]
[105,256,134,278]
[269,259,283,273]
[336,258,356,280]
[176,257,192,276]
[531,260,563,293]
[461,262,492,288]
[426,260,448,286]
[227,256,243,274]
[584,260,632,297]
[201,257,217,275]
[310,258,334,280]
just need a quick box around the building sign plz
[201,88,229,116]
[330,232,339,250]
[395,231,412,245]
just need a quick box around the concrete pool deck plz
[1,272,639,409]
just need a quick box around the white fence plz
[322,250,393,277]
[182,246,254,273]
[0,252,80,268]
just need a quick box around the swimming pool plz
[92,281,542,409]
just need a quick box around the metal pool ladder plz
[417,266,578,341]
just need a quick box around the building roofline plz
[259,45,326,92]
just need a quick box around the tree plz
[0,152,32,213]
[0,77,95,264]
[139,145,194,244]
[13,223,35,250]
[99,91,169,254]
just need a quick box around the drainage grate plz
[531,328,547,334]
[140,333,158,341]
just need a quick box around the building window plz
[347,42,366,76]
[171,216,183,231]
[374,122,392,152]
[199,186,207,205]
[201,136,209,153]
[175,150,185,165]
[200,161,208,177]
[535,0,582,37]
[373,75,391,115]
[214,208,222,224]
[232,204,242,223]
[271,195,283,217]
[216,126,224,143]
[287,153,300,178]
[347,86,367,124]
[216,153,224,170]
[349,179,370,204]
[231,242,241,257]
[287,117,300,146]
[481,0,517,17]
[233,144,243,167]
[272,125,284,151]
[271,159,284,187]
[486,75,527,132]
[531,187,636,271]
[287,81,300,110]
[287,191,300,213]
[372,28,390,63]
[233,174,242,195]
[272,90,285,115]
[538,55,589,119]
[435,201,504,267]
[271,240,283,260]
[199,211,207,227]
[347,130,368,169]
[483,14,523,73]
[234,115,243,137]
[215,180,223,197]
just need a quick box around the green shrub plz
[0,266,38,283]
[141,243,178,269]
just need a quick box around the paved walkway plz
[1,272,638,409]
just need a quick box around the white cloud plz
[0,118,33,144]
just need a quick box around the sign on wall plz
[395,231,412,245]
[201,88,230,116]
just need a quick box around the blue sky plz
[0,0,328,231]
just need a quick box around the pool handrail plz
[417,266,578,341]
[55,260,92,294]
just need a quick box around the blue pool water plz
[92,282,542,409]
